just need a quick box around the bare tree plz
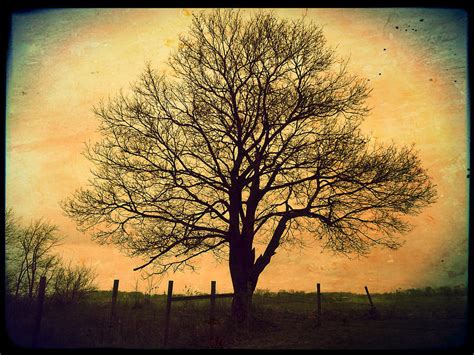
[5,211,96,304]
[7,218,61,299]
[5,209,18,245]
[62,10,436,321]
[142,271,161,298]
[5,209,21,294]
[51,260,97,303]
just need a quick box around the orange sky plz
[6,8,468,295]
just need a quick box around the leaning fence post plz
[364,286,374,308]
[316,283,322,327]
[365,286,379,319]
[209,280,216,346]
[163,280,174,348]
[32,276,47,348]
[110,279,119,320]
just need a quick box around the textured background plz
[6,8,468,294]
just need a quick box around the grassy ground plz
[5,287,468,350]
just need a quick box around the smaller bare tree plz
[142,272,161,298]
[7,217,61,299]
[51,260,97,304]
[5,209,21,294]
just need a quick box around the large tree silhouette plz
[63,9,436,321]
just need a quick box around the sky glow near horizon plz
[6,8,468,294]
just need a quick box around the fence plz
[28,278,377,348]
[163,280,234,347]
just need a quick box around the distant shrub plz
[51,261,97,304]
[276,290,306,296]
[436,285,467,296]
[390,285,466,297]
[254,288,271,296]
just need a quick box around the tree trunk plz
[14,269,24,298]
[229,240,257,323]
[231,279,255,323]
[28,263,36,299]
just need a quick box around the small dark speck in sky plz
[383,48,386,51]
[420,19,424,22]
[378,73,381,75]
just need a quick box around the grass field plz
[5,286,468,350]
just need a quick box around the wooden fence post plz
[365,286,379,319]
[105,279,120,343]
[364,286,374,308]
[316,283,321,327]
[209,280,216,346]
[163,280,174,348]
[110,279,119,320]
[32,276,46,348]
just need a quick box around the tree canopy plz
[62,10,436,292]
